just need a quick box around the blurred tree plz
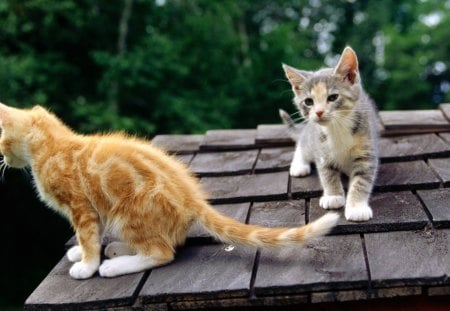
[1,0,449,136]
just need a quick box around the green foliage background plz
[1,0,449,137]
[1,0,449,308]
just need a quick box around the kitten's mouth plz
[315,118,330,125]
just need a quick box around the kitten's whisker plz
[289,111,302,117]
[291,116,306,123]
[337,109,373,112]
[0,161,7,182]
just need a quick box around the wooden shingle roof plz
[25,105,450,310]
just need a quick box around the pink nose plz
[316,110,324,118]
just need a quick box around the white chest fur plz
[322,122,354,173]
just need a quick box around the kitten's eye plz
[327,94,339,102]
[304,98,314,106]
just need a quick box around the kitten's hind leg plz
[99,242,174,277]
[317,164,345,209]
[290,145,311,177]
[104,241,136,258]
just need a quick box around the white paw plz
[290,162,311,177]
[66,246,82,262]
[99,255,157,278]
[104,242,135,258]
[319,195,345,209]
[99,259,121,278]
[69,261,98,279]
[345,202,373,222]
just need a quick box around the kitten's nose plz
[316,110,324,118]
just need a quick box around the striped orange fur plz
[0,103,339,279]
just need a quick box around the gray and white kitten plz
[280,47,378,222]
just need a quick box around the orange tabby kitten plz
[0,103,339,279]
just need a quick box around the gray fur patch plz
[351,111,363,134]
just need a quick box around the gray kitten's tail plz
[279,109,298,141]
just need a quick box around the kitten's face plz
[0,104,34,168]
[283,47,360,125]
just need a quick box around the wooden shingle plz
[25,258,145,310]
[254,235,368,295]
[379,110,450,134]
[309,191,429,234]
[254,147,294,173]
[365,229,450,287]
[138,244,257,304]
[190,150,258,176]
[152,134,204,154]
[417,188,450,227]
[255,124,297,146]
[378,134,450,162]
[200,129,257,151]
[375,161,440,191]
[200,172,288,204]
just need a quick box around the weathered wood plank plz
[199,129,257,151]
[255,124,297,147]
[254,235,368,295]
[309,192,429,234]
[200,172,288,204]
[254,147,294,173]
[364,229,450,287]
[139,244,257,304]
[248,200,306,228]
[290,170,323,198]
[372,287,422,299]
[439,103,450,121]
[152,135,203,154]
[378,134,450,162]
[428,286,450,296]
[175,154,194,165]
[187,203,250,241]
[428,158,450,186]
[24,257,145,311]
[375,116,385,136]
[169,295,308,310]
[439,132,450,143]
[310,289,368,303]
[417,188,450,228]
[263,160,442,197]
[189,150,258,176]
[381,128,450,136]
[375,161,441,191]
[379,110,450,131]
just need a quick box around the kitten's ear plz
[283,64,308,96]
[334,47,359,85]
[32,105,47,113]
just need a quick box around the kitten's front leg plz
[68,202,102,279]
[317,163,345,209]
[345,157,377,222]
[67,245,82,262]
[290,144,311,177]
